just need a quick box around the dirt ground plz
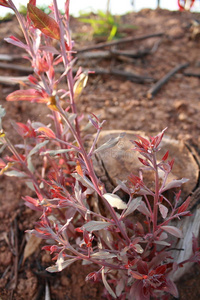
[0,8,200,300]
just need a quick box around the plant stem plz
[152,152,159,233]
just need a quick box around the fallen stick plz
[184,71,200,78]
[110,48,151,58]
[0,53,25,61]
[109,68,154,83]
[147,62,189,99]
[0,75,29,85]
[77,48,151,60]
[0,62,32,73]
[77,32,164,53]
[0,62,154,83]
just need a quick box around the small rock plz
[107,107,120,115]
[178,112,187,121]
[173,100,187,110]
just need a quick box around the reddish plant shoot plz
[0,1,199,299]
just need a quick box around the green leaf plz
[27,3,60,40]
[108,25,117,41]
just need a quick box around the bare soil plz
[0,8,200,299]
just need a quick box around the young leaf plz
[177,196,191,214]
[27,4,60,40]
[161,225,183,238]
[73,72,88,98]
[103,193,127,210]
[162,150,169,161]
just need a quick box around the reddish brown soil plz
[0,8,200,299]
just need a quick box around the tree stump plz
[88,130,200,281]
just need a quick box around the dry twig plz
[147,62,189,99]
[77,32,164,53]
[0,62,154,83]
[184,71,200,78]
[0,75,29,85]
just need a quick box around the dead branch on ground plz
[0,62,154,84]
[147,62,189,99]
[77,32,164,53]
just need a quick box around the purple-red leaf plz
[137,201,151,217]
[166,279,179,298]
[4,36,29,50]
[27,3,60,40]
[177,196,191,214]
[138,157,150,166]
[161,225,183,238]
[0,0,11,8]
[130,271,143,280]
[102,268,117,299]
[137,260,148,275]
[162,178,189,192]
[162,150,169,161]
[29,0,36,5]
